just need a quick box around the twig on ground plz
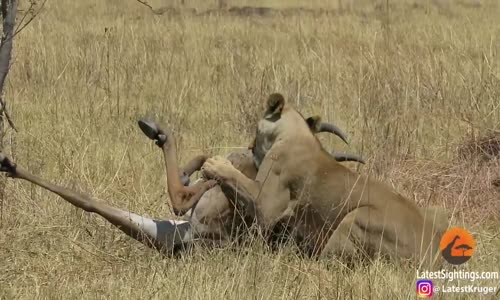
[134,0,168,15]
[135,0,154,10]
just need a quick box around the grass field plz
[0,0,499,299]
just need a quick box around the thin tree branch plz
[14,0,47,38]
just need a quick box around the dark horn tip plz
[332,152,366,164]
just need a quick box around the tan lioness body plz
[202,93,448,267]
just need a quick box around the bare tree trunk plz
[0,0,17,145]
[0,0,18,226]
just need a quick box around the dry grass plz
[0,0,499,299]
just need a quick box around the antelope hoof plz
[138,119,167,147]
[0,152,17,176]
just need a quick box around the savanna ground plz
[0,0,499,299]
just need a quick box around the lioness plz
[135,116,366,250]
[201,93,449,268]
[0,115,364,255]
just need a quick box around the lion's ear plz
[266,93,285,116]
[305,115,322,133]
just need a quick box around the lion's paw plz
[201,155,235,182]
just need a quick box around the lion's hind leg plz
[319,207,411,267]
[319,208,372,265]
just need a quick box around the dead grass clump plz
[392,158,500,223]
[457,130,500,162]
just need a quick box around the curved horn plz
[332,152,366,164]
[318,122,349,145]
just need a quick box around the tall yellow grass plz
[0,0,499,298]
